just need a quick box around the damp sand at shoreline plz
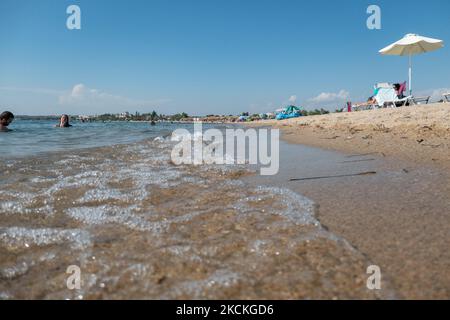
[246,105,450,299]
[248,103,450,170]
[0,135,391,299]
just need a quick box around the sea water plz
[0,119,183,158]
[0,120,393,299]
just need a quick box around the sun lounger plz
[409,96,431,105]
[350,83,415,111]
[350,87,404,111]
[376,87,413,108]
[351,81,434,111]
[350,101,377,112]
[443,93,450,103]
[385,96,412,107]
[375,82,392,89]
[376,88,397,108]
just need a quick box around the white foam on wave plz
[166,269,241,299]
[0,190,53,216]
[65,205,217,235]
[30,176,55,184]
[170,130,204,143]
[77,188,129,203]
[168,129,245,168]
[44,171,103,195]
[66,205,166,233]
[0,261,29,280]
[230,185,319,227]
[256,186,319,226]
[0,200,29,214]
[0,227,91,250]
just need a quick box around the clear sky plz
[1,0,449,115]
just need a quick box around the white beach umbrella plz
[379,33,444,95]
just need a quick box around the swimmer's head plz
[0,111,14,127]
[60,114,70,127]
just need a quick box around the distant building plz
[78,115,91,122]
[119,112,130,119]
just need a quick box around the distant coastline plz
[15,115,239,124]
[15,106,335,124]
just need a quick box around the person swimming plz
[56,114,72,128]
[0,111,14,132]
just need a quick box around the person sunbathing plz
[354,96,378,107]
[56,114,72,128]
[0,111,14,132]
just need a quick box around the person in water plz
[56,114,72,128]
[0,111,14,132]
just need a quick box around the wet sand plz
[249,103,450,169]
[247,105,450,299]
[0,135,391,300]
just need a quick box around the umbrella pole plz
[409,54,412,95]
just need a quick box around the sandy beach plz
[249,103,450,169]
[247,103,450,299]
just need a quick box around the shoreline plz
[0,129,390,299]
[246,105,450,299]
[247,103,450,170]
[2,116,450,298]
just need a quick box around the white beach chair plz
[350,85,412,111]
[374,88,412,108]
[443,93,450,103]
[350,85,392,111]
[409,96,431,105]
[375,82,392,89]
[350,88,399,111]
[350,101,378,111]
[375,88,395,108]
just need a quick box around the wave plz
[0,131,396,299]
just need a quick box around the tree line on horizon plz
[92,111,190,122]
[16,107,339,122]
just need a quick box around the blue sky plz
[0,0,449,115]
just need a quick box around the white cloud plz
[56,84,172,115]
[288,95,297,104]
[309,90,349,103]
[0,84,171,115]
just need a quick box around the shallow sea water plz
[0,122,395,299]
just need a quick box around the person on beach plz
[0,111,14,132]
[354,96,378,108]
[393,83,406,99]
[56,114,72,128]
